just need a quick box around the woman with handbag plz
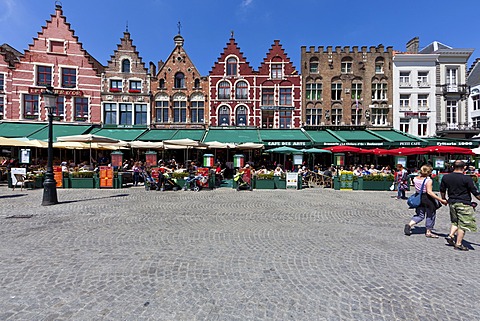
[404,165,448,237]
[394,164,409,200]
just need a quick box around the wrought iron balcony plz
[436,122,480,135]
[441,84,470,100]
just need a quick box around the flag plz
[355,96,359,110]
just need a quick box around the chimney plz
[406,37,419,54]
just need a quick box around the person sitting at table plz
[274,166,284,177]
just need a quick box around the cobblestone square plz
[0,187,479,320]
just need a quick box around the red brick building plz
[101,31,150,127]
[0,44,22,120]
[209,36,301,128]
[150,34,208,128]
[8,4,103,123]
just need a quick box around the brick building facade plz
[8,4,103,123]
[101,31,150,127]
[301,45,394,128]
[150,34,208,128]
[209,37,301,128]
[0,44,22,120]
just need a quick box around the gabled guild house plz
[8,4,103,124]
[0,44,23,121]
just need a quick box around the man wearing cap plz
[440,160,480,251]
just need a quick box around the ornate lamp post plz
[41,86,58,206]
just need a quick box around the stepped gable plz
[210,37,255,75]
[258,40,298,76]
[156,34,202,78]
[107,31,148,73]
[0,44,23,68]
[22,4,104,75]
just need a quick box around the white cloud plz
[241,0,253,7]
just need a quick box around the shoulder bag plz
[407,178,427,208]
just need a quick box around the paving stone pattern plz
[0,187,479,320]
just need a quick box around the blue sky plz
[1,0,478,75]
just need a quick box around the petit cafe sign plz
[28,87,84,97]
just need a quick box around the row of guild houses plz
[0,4,478,141]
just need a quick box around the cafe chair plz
[12,174,34,191]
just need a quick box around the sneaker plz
[404,224,412,236]
[454,244,469,251]
[445,235,455,246]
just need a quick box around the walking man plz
[440,160,480,251]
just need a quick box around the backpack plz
[407,178,427,208]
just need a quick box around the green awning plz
[423,137,477,147]
[203,128,261,144]
[305,130,343,146]
[137,129,205,142]
[330,130,383,142]
[0,122,47,138]
[259,129,312,147]
[90,128,147,141]
[368,129,426,147]
[28,124,92,142]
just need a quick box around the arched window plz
[235,81,248,99]
[194,78,200,89]
[375,57,384,73]
[218,106,230,126]
[341,57,353,74]
[351,103,362,125]
[159,79,165,89]
[236,106,247,126]
[218,81,231,99]
[226,57,237,76]
[309,57,319,73]
[173,94,187,123]
[174,72,185,88]
[121,59,130,73]
[190,93,205,123]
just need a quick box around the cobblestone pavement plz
[0,186,479,321]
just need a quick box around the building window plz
[61,68,76,88]
[121,59,130,73]
[418,94,428,108]
[134,104,147,125]
[262,88,275,105]
[279,88,292,105]
[119,103,132,125]
[473,94,480,111]
[53,96,65,118]
[37,66,52,86]
[417,71,429,86]
[473,116,480,128]
[279,111,292,128]
[49,40,64,54]
[341,61,352,74]
[399,118,410,133]
[174,72,185,89]
[218,81,231,99]
[191,100,204,123]
[110,79,122,92]
[446,100,457,124]
[309,58,319,73]
[0,96,3,120]
[331,83,342,101]
[236,106,247,126]
[399,94,410,109]
[218,106,230,126]
[375,59,384,73]
[446,68,458,90]
[129,80,142,93]
[306,83,322,101]
[262,110,274,128]
[194,78,200,89]
[418,119,428,136]
[155,100,169,123]
[235,81,248,99]
[271,64,283,79]
[306,108,322,126]
[399,71,410,86]
[372,82,387,101]
[159,79,165,89]
[351,83,362,101]
[173,101,187,123]
[74,97,89,121]
[23,94,39,119]
[104,103,117,125]
[331,108,342,125]
[371,105,389,126]
[0,73,4,90]
[351,106,362,125]
[226,57,237,76]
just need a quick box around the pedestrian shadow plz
[58,194,129,204]
[0,194,28,199]
[430,231,478,250]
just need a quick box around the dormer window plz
[226,57,237,76]
[271,63,283,79]
[121,59,131,73]
[174,72,185,88]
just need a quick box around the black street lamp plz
[41,86,58,206]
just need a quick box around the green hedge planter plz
[70,178,95,189]
[274,176,286,189]
[255,178,275,189]
[62,177,71,189]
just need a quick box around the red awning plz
[423,146,475,155]
[358,148,391,155]
[386,147,425,156]
[323,145,362,153]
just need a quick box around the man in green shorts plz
[440,160,480,251]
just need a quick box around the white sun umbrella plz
[53,141,88,149]
[236,142,264,150]
[206,141,235,149]
[129,141,164,149]
[0,137,36,147]
[472,147,480,155]
[163,138,209,148]
[57,134,119,165]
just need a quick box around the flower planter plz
[34,177,44,188]
[70,178,95,189]
[62,177,71,189]
[255,178,275,189]
[363,179,389,191]
[274,176,286,189]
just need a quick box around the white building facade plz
[467,59,480,131]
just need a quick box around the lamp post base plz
[42,176,58,206]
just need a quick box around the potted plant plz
[70,171,95,188]
[255,172,275,189]
[171,172,189,188]
[362,174,387,191]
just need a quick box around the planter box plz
[175,178,186,189]
[274,177,286,189]
[255,178,275,189]
[70,178,94,189]
[62,177,71,189]
[363,179,389,191]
